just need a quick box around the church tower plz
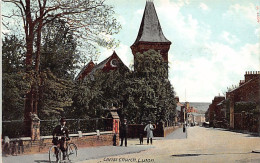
[131,0,172,73]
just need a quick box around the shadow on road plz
[172,152,252,157]
[203,127,259,138]
[34,160,73,163]
[34,160,50,163]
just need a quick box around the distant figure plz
[113,134,117,146]
[144,121,154,145]
[139,133,144,145]
[183,124,186,133]
[120,119,128,147]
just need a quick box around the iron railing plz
[2,118,113,138]
[40,118,113,136]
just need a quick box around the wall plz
[127,123,180,138]
[2,131,118,156]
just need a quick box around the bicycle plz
[49,136,77,163]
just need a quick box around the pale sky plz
[2,0,260,102]
[99,0,260,102]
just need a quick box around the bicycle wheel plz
[67,143,77,161]
[49,145,61,163]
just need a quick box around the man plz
[52,118,70,161]
[144,121,154,145]
[120,119,128,147]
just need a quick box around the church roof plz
[76,51,128,80]
[133,1,171,45]
[91,51,120,73]
[75,60,95,80]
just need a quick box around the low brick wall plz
[164,126,179,137]
[2,131,118,156]
[128,124,180,138]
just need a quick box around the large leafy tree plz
[121,50,176,123]
[3,0,121,136]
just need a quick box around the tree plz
[40,19,79,79]
[127,50,176,123]
[69,72,105,119]
[3,0,121,136]
[2,35,25,73]
[2,73,31,120]
[37,69,74,120]
[2,35,29,120]
[3,0,121,71]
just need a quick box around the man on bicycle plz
[52,118,70,161]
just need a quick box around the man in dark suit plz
[120,119,128,147]
[52,118,70,161]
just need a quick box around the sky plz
[2,0,260,102]
[97,0,260,102]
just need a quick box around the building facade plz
[207,71,260,133]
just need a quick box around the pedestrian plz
[183,123,186,133]
[144,121,154,145]
[120,119,128,147]
[139,132,144,145]
[113,133,117,146]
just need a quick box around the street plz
[3,127,260,163]
[85,127,260,163]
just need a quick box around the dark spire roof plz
[133,1,171,45]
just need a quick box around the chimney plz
[244,71,260,82]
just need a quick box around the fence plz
[40,118,113,136]
[2,118,113,138]
[2,120,25,138]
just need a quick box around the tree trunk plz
[24,0,35,137]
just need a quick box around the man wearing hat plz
[52,118,70,161]
[144,121,154,145]
[120,119,128,147]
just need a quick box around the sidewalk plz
[2,140,153,163]
[2,127,185,163]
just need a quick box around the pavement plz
[3,127,260,163]
[2,128,185,163]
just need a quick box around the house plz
[226,71,260,131]
[206,71,260,132]
[207,96,225,127]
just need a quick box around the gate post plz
[110,107,120,145]
[30,113,40,140]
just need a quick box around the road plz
[85,127,260,163]
[3,127,260,163]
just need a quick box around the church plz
[76,1,171,80]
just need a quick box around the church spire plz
[132,1,171,46]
